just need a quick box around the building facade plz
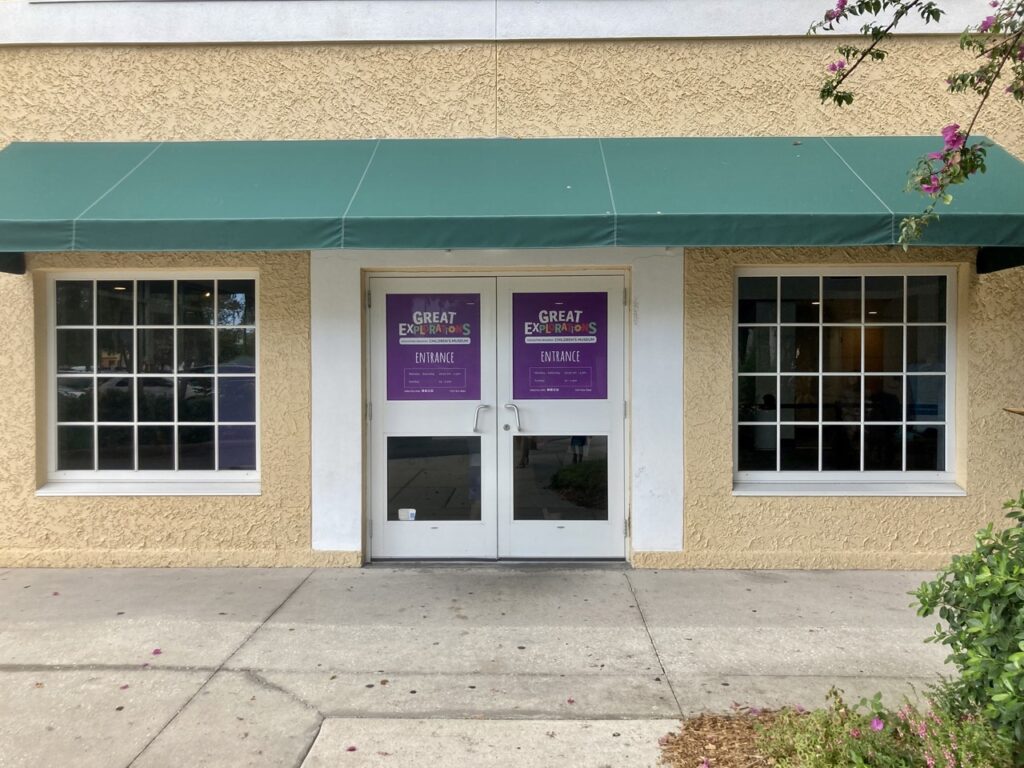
[1,0,1022,568]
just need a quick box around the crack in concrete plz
[623,570,684,718]
[245,668,324,717]
[124,568,316,768]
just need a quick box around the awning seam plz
[821,137,897,245]
[71,142,164,251]
[340,139,381,249]
[597,138,618,246]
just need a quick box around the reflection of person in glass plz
[570,435,589,464]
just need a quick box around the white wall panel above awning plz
[1,0,991,46]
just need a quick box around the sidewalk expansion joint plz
[125,568,316,768]
[623,570,684,718]
[293,717,325,768]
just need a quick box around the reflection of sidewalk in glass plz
[513,436,608,521]
[387,453,480,522]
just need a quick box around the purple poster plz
[386,294,480,400]
[513,292,607,400]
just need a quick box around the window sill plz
[732,482,966,497]
[36,481,261,497]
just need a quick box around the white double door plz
[369,274,625,559]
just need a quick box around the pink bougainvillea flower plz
[979,15,996,32]
[941,124,966,152]
[700,758,711,768]
[151,648,162,656]
[827,59,847,73]
[870,717,884,732]
[927,151,945,160]
[921,175,942,195]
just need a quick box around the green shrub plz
[914,493,1024,757]
[756,689,1011,767]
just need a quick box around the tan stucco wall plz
[0,37,1021,566]
[0,251,360,567]
[632,247,1024,570]
[0,38,1021,155]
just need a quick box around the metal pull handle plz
[473,404,490,433]
[504,403,522,432]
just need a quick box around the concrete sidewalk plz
[0,567,947,767]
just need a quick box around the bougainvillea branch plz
[811,0,1024,246]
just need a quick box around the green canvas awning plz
[0,136,1022,252]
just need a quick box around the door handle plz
[472,404,490,433]
[504,403,522,432]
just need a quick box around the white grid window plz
[51,275,259,480]
[734,267,956,489]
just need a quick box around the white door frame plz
[366,270,627,560]
[309,249,685,562]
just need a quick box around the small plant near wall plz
[755,688,1011,767]
[914,493,1024,761]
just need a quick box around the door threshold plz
[367,558,630,569]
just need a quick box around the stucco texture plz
[0,38,1020,155]
[630,247,1024,570]
[0,251,359,567]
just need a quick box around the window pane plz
[907,276,946,322]
[907,376,945,422]
[865,376,902,421]
[179,426,215,469]
[138,426,175,470]
[780,376,819,422]
[823,327,861,372]
[822,276,861,323]
[178,280,215,325]
[219,425,256,470]
[907,426,944,470]
[97,426,134,470]
[138,329,173,373]
[822,376,860,422]
[780,425,818,470]
[219,377,256,422]
[97,329,133,373]
[387,436,482,521]
[178,378,214,422]
[907,326,945,372]
[780,277,819,323]
[514,436,608,521]
[218,280,256,326]
[738,377,776,422]
[738,277,776,323]
[780,326,818,372]
[177,329,214,372]
[137,281,174,326]
[97,377,134,422]
[822,425,860,470]
[865,276,903,322]
[864,326,902,372]
[57,378,94,422]
[97,281,134,325]
[138,378,174,422]
[218,328,256,373]
[56,281,93,325]
[57,329,93,373]
[737,327,776,373]
[738,425,776,470]
[865,425,902,470]
[57,426,93,470]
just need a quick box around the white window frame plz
[732,265,963,497]
[39,270,261,497]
